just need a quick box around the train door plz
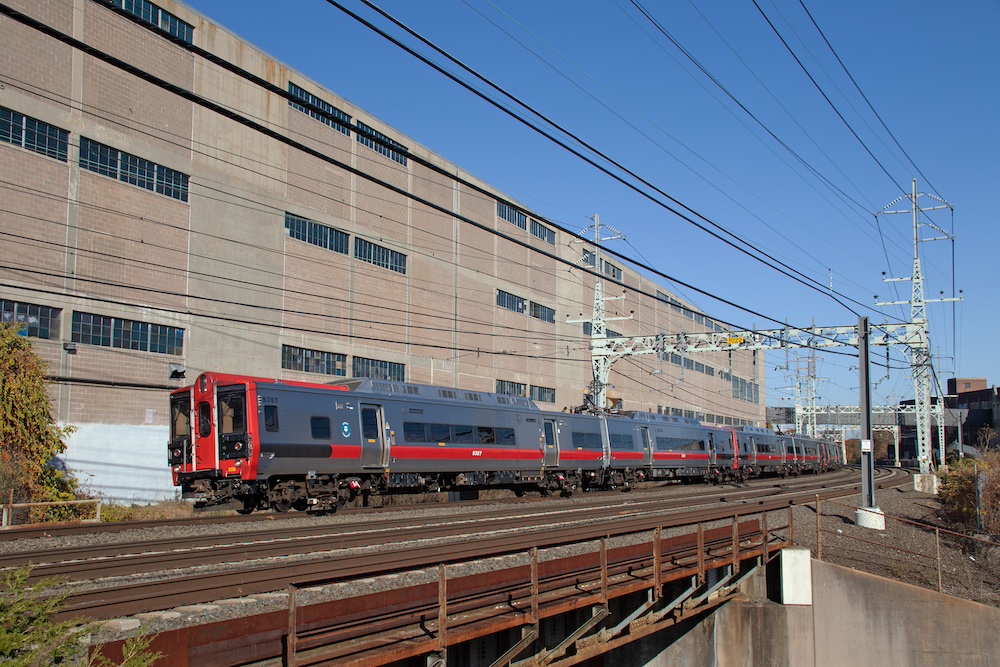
[707,434,717,467]
[542,419,560,467]
[216,385,249,475]
[360,404,388,468]
[748,436,759,466]
[640,427,654,467]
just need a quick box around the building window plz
[1,300,60,339]
[582,249,596,267]
[530,385,556,403]
[496,380,526,397]
[0,107,69,162]
[529,301,555,324]
[71,312,183,355]
[496,290,526,314]
[530,219,555,245]
[107,0,193,43]
[288,83,351,136]
[79,137,189,202]
[356,120,407,166]
[282,344,346,376]
[353,356,404,382]
[602,260,622,281]
[497,202,527,230]
[354,238,406,274]
[285,212,349,254]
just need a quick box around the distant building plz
[946,378,999,451]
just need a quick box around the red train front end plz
[168,373,259,507]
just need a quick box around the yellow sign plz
[727,336,745,345]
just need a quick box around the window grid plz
[71,312,183,355]
[530,385,556,403]
[285,212,349,255]
[356,120,407,166]
[496,290,526,314]
[353,356,405,382]
[602,260,622,281]
[530,219,555,245]
[282,344,346,376]
[529,301,555,324]
[1,300,60,339]
[496,380,526,397]
[288,83,351,136]
[354,237,406,274]
[79,138,189,202]
[0,107,68,161]
[497,202,527,230]
[111,0,193,43]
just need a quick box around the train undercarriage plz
[183,468,584,515]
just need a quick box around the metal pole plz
[859,316,876,509]
[936,527,943,592]
[287,585,298,667]
[816,495,822,560]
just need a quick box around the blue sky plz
[183,0,998,408]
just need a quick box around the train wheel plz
[235,498,256,515]
[271,500,292,513]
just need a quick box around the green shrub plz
[0,567,162,666]
[939,453,999,533]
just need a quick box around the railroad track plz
[3,467,871,578]
[34,467,909,621]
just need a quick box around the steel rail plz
[57,468,908,621]
[11,468,877,581]
[2,468,869,575]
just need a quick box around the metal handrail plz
[1,498,103,529]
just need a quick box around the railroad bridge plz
[80,476,998,667]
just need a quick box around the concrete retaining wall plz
[626,551,1000,667]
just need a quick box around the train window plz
[429,423,451,443]
[171,399,190,440]
[453,425,475,443]
[496,428,515,446]
[218,394,246,435]
[477,426,495,444]
[311,417,331,439]
[361,408,379,440]
[264,405,279,432]
[403,422,426,442]
[198,402,211,437]
[609,433,636,450]
[543,422,555,447]
[572,432,603,449]
[655,437,705,451]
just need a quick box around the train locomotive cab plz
[169,373,260,512]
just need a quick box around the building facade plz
[0,0,765,500]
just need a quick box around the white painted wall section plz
[59,424,175,504]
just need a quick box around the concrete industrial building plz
[0,0,764,500]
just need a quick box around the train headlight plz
[234,459,243,468]
[172,449,182,458]
[172,465,180,472]
[234,442,243,451]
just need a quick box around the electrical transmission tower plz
[875,179,960,475]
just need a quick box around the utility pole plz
[876,179,960,480]
[856,316,884,529]
[568,215,630,412]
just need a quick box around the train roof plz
[324,377,540,410]
[620,411,703,427]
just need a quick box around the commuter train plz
[168,372,842,514]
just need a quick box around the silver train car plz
[168,373,841,514]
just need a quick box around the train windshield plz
[170,393,191,444]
